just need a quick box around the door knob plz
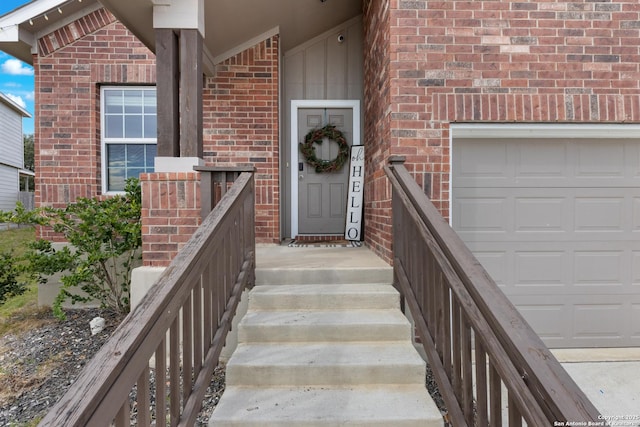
[299,174,304,180]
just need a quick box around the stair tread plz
[209,385,442,426]
[228,341,425,367]
[248,284,400,310]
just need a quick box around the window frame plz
[100,85,157,194]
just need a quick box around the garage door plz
[452,137,640,348]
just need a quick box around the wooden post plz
[180,29,204,158]
[155,29,180,157]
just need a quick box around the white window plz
[101,87,157,193]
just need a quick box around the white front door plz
[291,100,360,237]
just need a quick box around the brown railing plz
[385,157,601,427]
[39,171,256,427]
[195,166,255,220]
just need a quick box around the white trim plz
[155,156,204,172]
[152,0,205,35]
[0,92,31,117]
[212,27,280,65]
[0,0,67,28]
[290,99,360,237]
[450,123,640,139]
[100,86,158,194]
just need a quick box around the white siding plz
[0,100,24,169]
[0,165,19,211]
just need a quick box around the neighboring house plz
[0,91,31,212]
[1,0,640,348]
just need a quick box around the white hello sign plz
[345,145,365,241]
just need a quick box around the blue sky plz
[0,0,35,135]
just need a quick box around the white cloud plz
[25,91,34,101]
[1,59,34,76]
[5,93,27,109]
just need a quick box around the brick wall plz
[203,36,280,243]
[140,172,200,266]
[363,0,394,263]
[363,0,640,262]
[34,8,156,241]
[35,9,280,254]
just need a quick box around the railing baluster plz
[489,363,502,427]
[476,339,489,426]
[508,393,523,427]
[443,283,452,378]
[462,319,473,425]
[114,400,129,427]
[137,367,151,426]
[183,292,193,402]
[434,267,444,362]
[170,318,181,425]
[156,338,167,427]
[452,298,462,400]
[194,277,203,378]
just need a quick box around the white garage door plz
[452,136,640,348]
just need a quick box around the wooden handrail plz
[385,157,602,426]
[39,171,256,427]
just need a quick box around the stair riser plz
[249,294,399,311]
[226,364,426,387]
[256,268,393,286]
[239,323,411,343]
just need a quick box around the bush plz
[1,178,142,319]
[0,251,26,305]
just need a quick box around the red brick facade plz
[140,172,200,266]
[34,8,280,262]
[142,36,280,266]
[34,9,156,241]
[362,0,640,262]
[34,2,640,265]
[203,37,280,244]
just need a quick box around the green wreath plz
[299,124,350,173]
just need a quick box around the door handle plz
[299,174,304,181]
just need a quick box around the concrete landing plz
[255,245,393,285]
[553,348,640,421]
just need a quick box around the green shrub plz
[0,251,26,305]
[1,179,142,319]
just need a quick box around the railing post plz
[388,155,407,313]
[388,155,406,167]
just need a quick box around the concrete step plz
[255,246,393,285]
[226,342,426,387]
[256,266,394,285]
[248,284,400,311]
[238,309,411,343]
[208,385,443,427]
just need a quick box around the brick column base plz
[140,172,201,267]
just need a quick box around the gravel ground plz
[0,308,225,426]
[1,308,445,426]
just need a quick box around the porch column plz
[152,0,205,171]
[155,28,179,157]
[180,29,203,159]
